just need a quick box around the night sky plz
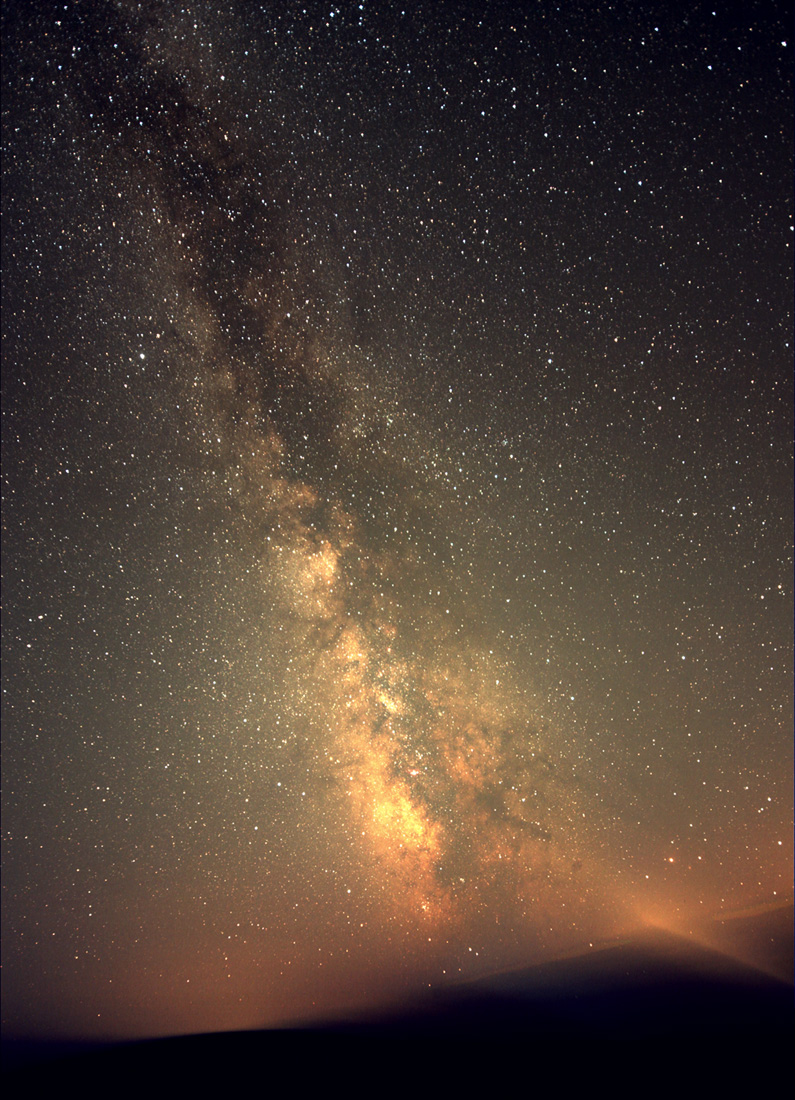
[2,0,792,1041]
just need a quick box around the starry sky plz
[2,0,792,1041]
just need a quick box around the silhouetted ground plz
[4,908,792,1090]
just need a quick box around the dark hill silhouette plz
[5,905,792,1090]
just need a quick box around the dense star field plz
[2,0,792,1040]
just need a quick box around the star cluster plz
[2,0,792,1039]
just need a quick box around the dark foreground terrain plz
[5,909,792,1089]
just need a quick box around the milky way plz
[2,0,792,1039]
